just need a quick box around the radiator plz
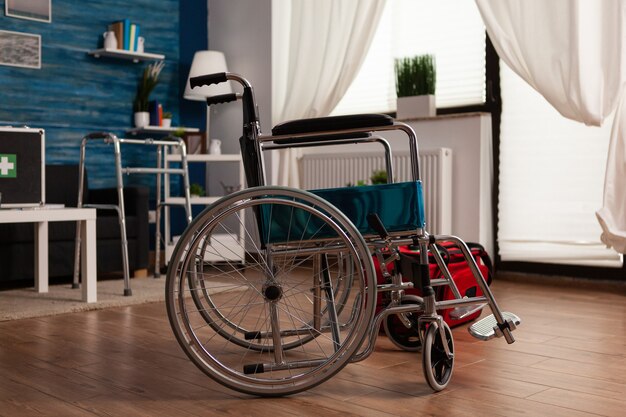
[300,148,452,234]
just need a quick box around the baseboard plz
[495,270,626,294]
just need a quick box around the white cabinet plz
[163,152,245,264]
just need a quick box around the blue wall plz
[0,0,197,189]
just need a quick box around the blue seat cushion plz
[261,181,425,244]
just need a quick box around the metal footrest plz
[468,311,521,341]
[449,303,487,321]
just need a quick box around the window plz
[332,0,486,115]
[498,63,622,267]
[327,0,623,270]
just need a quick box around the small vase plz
[134,111,149,128]
[396,95,436,120]
[103,31,117,50]
[161,118,172,128]
[209,139,222,155]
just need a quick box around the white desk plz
[0,207,98,302]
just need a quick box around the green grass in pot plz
[395,54,436,97]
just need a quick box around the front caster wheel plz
[422,321,454,391]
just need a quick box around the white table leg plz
[34,221,48,293]
[81,218,97,303]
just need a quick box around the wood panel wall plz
[0,0,183,189]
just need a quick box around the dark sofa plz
[0,164,149,284]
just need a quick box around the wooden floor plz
[1,278,625,416]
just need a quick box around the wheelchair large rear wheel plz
[166,186,376,396]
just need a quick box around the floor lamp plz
[184,50,232,151]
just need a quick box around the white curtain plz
[597,97,626,253]
[272,0,386,187]
[476,0,626,254]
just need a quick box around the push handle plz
[206,93,238,106]
[190,72,258,125]
[190,72,228,88]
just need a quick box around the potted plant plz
[189,183,205,197]
[394,54,436,119]
[370,169,388,185]
[133,61,164,127]
[162,111,172,128]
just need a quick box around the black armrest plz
[272,114,394,136]
[272,132,371,145]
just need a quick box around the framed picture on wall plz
[183,132,206,155]
[0,30,41,69]
[5,0,51,23]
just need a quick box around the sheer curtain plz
[476,0,626,256]
[499,64,619,266]
[271,0,386,187]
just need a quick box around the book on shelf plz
[105,19,145,52]
[129,24,136,51]
[108,21,124,50]
[149,101,162,127]
[123,18,130,50]
[134,25,140,52]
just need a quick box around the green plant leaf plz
[189,183,205,196]
[370,169,388,185]
[133,61,164,112]
[395,54,436,97]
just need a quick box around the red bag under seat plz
[373,242,492,328]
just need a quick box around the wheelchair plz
[165,72,521,397]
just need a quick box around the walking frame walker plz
[74,132,193,296]
[165,72,521,397]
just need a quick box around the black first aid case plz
[0,127,45,207]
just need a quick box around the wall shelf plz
[165,153,240,163]
[163,152,245,264]
[127,126,199,135]
[88,48,165,63]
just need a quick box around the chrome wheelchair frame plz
[165,72,520,397]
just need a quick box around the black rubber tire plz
[383,294,423,352]
[422,321,454,391]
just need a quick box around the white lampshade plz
[184,50,233,101]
